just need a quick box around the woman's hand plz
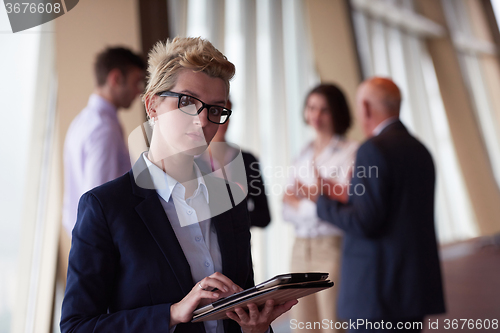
[226,299,298,333]
[283,184,302,208]
[299,167,349,204]
[170,272,243,327]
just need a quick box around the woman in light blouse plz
[283,84,358,333]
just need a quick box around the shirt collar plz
[372,117,399,136]
[308,135,341,157]
[88,93,118,116]
[142,153,209,203]
[328,135,341,149]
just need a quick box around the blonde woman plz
[61,37,296,333]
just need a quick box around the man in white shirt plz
[62,47,146,235]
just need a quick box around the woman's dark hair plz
[305,83,352,136]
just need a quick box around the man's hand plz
[226,299,298,333]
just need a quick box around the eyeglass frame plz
[157,91,232,125]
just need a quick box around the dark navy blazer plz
[61,156,254,333]
[317,121,446,320]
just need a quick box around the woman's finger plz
[234,307,249,322]
[261,300,275,318]
[246,303,260,321]
[197,290,220,300]
[226,311,241,324]
[270,299,298,321]
[208,272,242,293]
[199,277,230,293]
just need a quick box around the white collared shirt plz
[282,136,359,238]
[372,117,399,136]
[143,153,223,333]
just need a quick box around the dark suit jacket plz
[242,151,271,228]
[60,156,254,333]
[195,148,271,228]
[317,121,445,319]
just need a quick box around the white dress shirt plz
[282,136,359,238]
[372,117,399,136]
[62,94,131,235]
[143,153,270,333]
[143,153,223,333]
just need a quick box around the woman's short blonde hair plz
[143,37,235,116]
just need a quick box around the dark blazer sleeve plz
[317,141,390,238]
[243,152,271,228]
[60,193,172,333]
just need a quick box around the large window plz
[0,7,58,333]
[350,0,478,242]
[442,0,500,191]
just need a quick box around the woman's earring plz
[148,111,156,126]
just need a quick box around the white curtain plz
[168,0,319,281]
[0,17,59,333]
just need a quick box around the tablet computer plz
[192,280,334,322]
[192,272,331,319]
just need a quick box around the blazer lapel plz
[130,158,194,295]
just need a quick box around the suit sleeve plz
[317,141,390,238]
[60,193,172,333]
[245,154,271,228]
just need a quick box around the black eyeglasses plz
[157,91,232,124]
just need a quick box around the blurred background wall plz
[1,0,500,332]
